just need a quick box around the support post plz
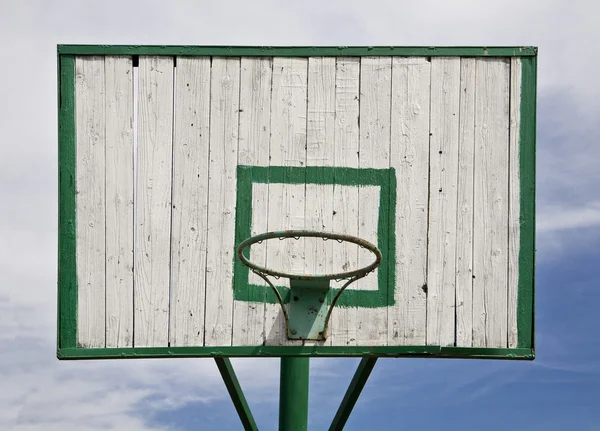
[214,357,259,431]
[328,357,377,431]
[279,357,310,431]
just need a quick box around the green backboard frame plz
[57,45,536,360]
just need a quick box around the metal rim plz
[236,230,382,281]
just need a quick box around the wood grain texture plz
[233,57,272,346]
[356,57,391,345]
[265,57,308,346]
[170,57,211,347]
[473,58,510,348]
[72,54,520,350]
[303,57,335,348]
[508,57,522,348]
[134,57,174,347]
[427,57,461,347]
[75,56,106,348]
[388,57,430,346]
[329,58,360,346]
[455,58,476,347]
[105,56,134,348]
[204,58,240,346]
[306,57,336,278]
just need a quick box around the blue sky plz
[2,0,600,430]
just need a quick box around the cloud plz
[538,203,600,232]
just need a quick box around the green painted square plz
[233,165,396,308]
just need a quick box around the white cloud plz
[538,203,600,232]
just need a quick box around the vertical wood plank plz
[134,56,174,347]
[204,57,240,346]
[233,57,272,346]
[306,57,336,275]
[356,56,391,346]
[75,56,106,348]
[455,58,476,347]
[265,57,308,346]
[427,57,461,347]
[305,57,336,346]
[473,58,510,348]
[329,58,360,346]
[170,57,211,347]
[105,56,134,348]
[388,57,430,346]
[508,58,522,348]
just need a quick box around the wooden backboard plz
[57,45,536,359]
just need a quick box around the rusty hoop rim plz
[236,230,382,281]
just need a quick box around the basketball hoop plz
[236,230,381,341]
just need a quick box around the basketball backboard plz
[57,45,536,359]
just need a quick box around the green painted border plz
[57,45,537,57]
[57,346,533,360]
[57,48,536,359]
[517,56,537,350]
[57,54,77,349]
[233,165,396,308]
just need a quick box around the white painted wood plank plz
[508,57,522,348]
[355,56,391,346]
[426,57,461,347]
[248,183,271,287]
[329,58,360,346]
[170,57,211,347]
[306,57,336,280]
[265,183,306,345]
[455,58,476,347]
[105,56,134,348]
[75,56,106,348]
[265,57,308,346]
[388,57,430,346]
[204,57,240,346]
[473,58,510,348]
[134,57,174,347]
[233,57,272,346]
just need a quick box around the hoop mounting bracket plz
[236,230,382,342]
[288,279,330,340]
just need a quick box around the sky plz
[1,0,600,429]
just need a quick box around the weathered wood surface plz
[388,57,430,346]
[427,57,461,347]
[134,57,174,347]
[170,57,211,347]
[232,57,272,346]
[472,58,510,348]
[75,55,520,348]
[204,58,240,346]
[105,56,134,348]
[76,56,106,348]
[265,57,308,347]
[508,58,522,348]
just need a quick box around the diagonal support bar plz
[214,357,259,431]
[328,357,378,431]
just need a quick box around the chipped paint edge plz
[516,55,536,352]
[57,54,78,349]
[58,346,533,360]
[58,45,538,57]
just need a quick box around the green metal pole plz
[279,357,310,431]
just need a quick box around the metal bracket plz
[287,279,330,340]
